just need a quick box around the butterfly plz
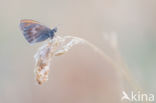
[19,19,57,44]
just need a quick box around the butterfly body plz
[19,19,57,44]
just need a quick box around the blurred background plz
[0,0,156,103]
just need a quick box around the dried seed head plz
[34,36,84,85]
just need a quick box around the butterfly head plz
[52,27,57,33]
[49,27,57,39]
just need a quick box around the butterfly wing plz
[19,19,51,44]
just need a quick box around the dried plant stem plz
[34,35,148,102]
[77,37,148,103]
[67,36,142,92]
[34,35,142,92]
[114,50,149,103]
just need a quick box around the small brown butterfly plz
[19,19,57,44]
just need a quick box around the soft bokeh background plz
[0,0,156,103]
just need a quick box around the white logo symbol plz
[121,91,155,102]
[121,91,130,101]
